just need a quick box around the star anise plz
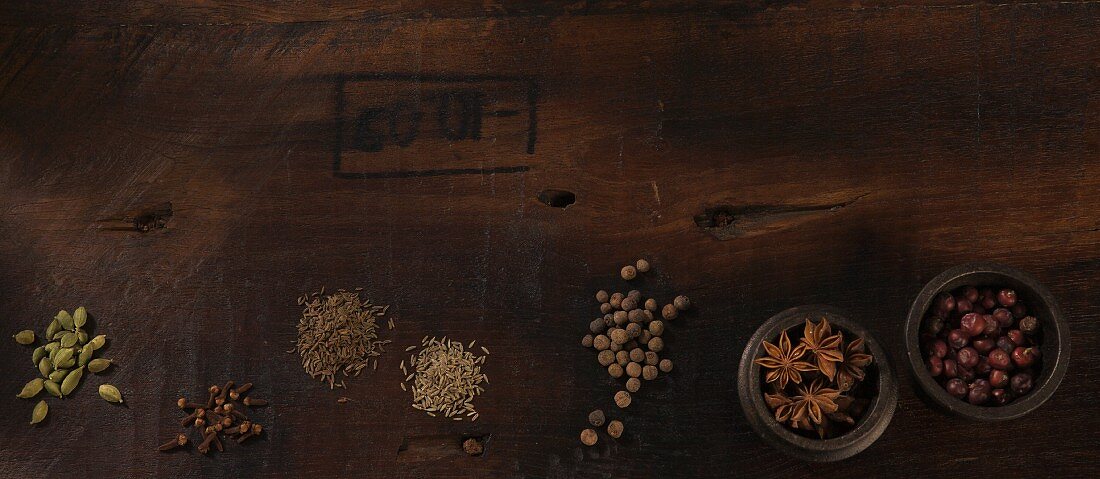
[789,377,840,426]
[836,335,874,392]
[764,389,794,423]
[754,330,816,389]
[800,317,844,381]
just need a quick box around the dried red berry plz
[997,289,1018,307]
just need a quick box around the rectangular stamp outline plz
[332,72,537,179]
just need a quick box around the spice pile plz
[577,259,689,446]
[400,336,489,421]
[754,317,874,439]
[159,381,267,454]
[13,307,124,425]
[921,286,1042,405]
[294,288,393,389]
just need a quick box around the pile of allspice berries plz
[578,259,692,447]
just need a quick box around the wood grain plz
[1,2,1099,478]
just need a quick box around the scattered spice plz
[401,336,488,421]
[580,428,598,446]
[293,288,392,389]
[462,437,485,456]
[160,381,267,454]
[754,316,874,439]
[14,307,120,425]
[578,259,692,447]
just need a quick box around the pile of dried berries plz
[400,336,488,421]
[577,259,689,445]
[13,307,123,425]
[293,287,393,389]
[921,286,1042,405]
[159,381,268,454]
[754,317,874,439]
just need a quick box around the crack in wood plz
[96,201,172,232]
[694,194,867,240]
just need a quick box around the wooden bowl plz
[904,262,1070,420]
[737,305,897,462]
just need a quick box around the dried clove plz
[157,433,189,452]
[242,397,267,407]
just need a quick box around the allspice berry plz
[621,265,637,280]
[627,290,641,301]
[625,323,642,339]
[610,328,629,345]
[639,330,652,346]
[607,420,624,438]
[597,350,615,367]
[662,304,678,320]
[616,350,630,366]
[594,335,611,350]
[645,351,659,366]
[608,363,624,378]
[629,348,645,363]
[626,362,642,378]
[600,302,613,314]
[627,309,645,323]
[648,320,665,336]
[590,318,606,334]
[644,298,658,312]
[621,296,638,311]
[614,390,632,408]
[596,290,609,303]
[642,310,655,322]
[610,293,624,309]
[609,342,623,352]
[674,295,692,311]
[642,365,658,380]
[613,310,629,325]
[659,358,673,373]
[625,377,641,393]
[648,336,664,352]
[582,334,594,348]
[581,428,598,446]
[636,259,651,273]
[624,339,638,351]
[588,409,606,427]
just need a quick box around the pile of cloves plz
[158,380,267,454]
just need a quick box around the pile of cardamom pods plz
[13,307,124,425]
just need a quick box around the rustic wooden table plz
[2,2,1098,477]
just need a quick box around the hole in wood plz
[396,433,490,461]
[537,189,576,208]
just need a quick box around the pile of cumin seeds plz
[401,336,489,421]
[294,287,392,389]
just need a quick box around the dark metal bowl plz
[737,305,897,462]
[904,263,1070,420]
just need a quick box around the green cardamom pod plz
[48,369,69,383]
[31,400,48,424]
[56,310,74,331]
[53,348,74,367]
[60,332,77,348]
[45,319,61,340]
[98,384,123,403]
[60,366,83,396]
[43,380,62,398]
[73,306,87,328]
[78,343,94,366]
[76,329,88,345]
[14,330,35,345]
[87,358,113,373]
[44,341,59,354]
[32,346,47,366]
[17,378,44,399]
[89,335,107,351]
[56,357,75,369]
[38,357,53,378]
[52,330,67,340]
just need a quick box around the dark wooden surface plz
[2,2,1099,477]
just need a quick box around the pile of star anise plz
[753,317,874,439]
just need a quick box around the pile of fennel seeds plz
[400,336,489,421]
[294,287,393,389]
